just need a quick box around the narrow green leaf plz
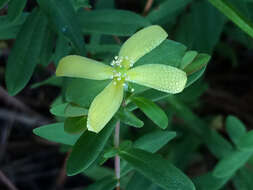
[33,123,81,145]
[7,0,27,22]
[50,103,68,117]
[185,66,206,88]
[226,115,247,145]
[237,131,253,151]
[85,177,117,190]
[66,119,116,176]
[208,0,253,38]
[180,51,198,69]
[64,103,88,117]
[134,131,176,153]
[52,34,71,66]
[64,116,87,134]
[31,76,62,89]
[0,13,27,39]
[131,97,168,129]
[5,9,49,95]
[233,168,253,190]
[117,108,144,128]
[119,148,195,190]
[213,150,252,178]
[183,53,211,75]
[37,0,85,54]
[78,10,150,36]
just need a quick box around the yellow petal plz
[119,25,168,69]
[126,64,187,94]
[87,82,123,133]
[56,55,114,80]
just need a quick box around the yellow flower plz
[56,25,187,133]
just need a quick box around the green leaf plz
[131,97,168,129]
[193,172,230,190]
[126,172,152,190]
[64,103,88,117]
[7,0,27,22]
[213,150,252,178]
[237,131,253,151]
[117,108,144,128]
[0,13,27,39]
[83,165,114,180]
[208,0,253,38]
[50,103,68,117]
[5,9,49,95]
[226,115,247,145]
[185,66,206,88]
[118,148,195,190]
[135,39,187,68]
[147,0,192,24]
[134,131,176,153]
[37,0,85,54]
[180,51,198,69]
[182,53,211,75]
[176,1,226,53]
[78,10,150,36]
[66,78,110,107]
[66,119,116,176]
[71,0,90,11]
[233,168,253,190]
[33,123,81,145]
[0,0,9,9]
[52,34,71,66]
[64,116,87,134]
[85,177,117,190]
[31,76,62,89]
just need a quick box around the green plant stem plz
[114,120,120,190]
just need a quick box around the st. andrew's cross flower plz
[56,25,187,133]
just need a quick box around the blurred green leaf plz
[147,0,192,24]
[64,116,87,134]
[66,78,110,107]
[0,14,27,39]
[117,108,144,128]
[7,0,27,22]
[31,76,62,89]
[208,0,253,38]
[50,103,68,117]
[83,165,114,180]
[33,122,81,145]
[226,115,247,145]
[85,177,117,190]
[193,172,230,190]
[0,0,9,9]
[134,130,176,153]
[176,1,226,53]
[213,150,252,178]
[233,168,253,190]
[126,172,152,190]
[183,53,211,75]
[238,131,253,151]
[78,10,150,36]
[52,34,71,66]
[5,9,49,95]
[37,0,85,54]
[118,148,195,190]
[71,0,90,11]
[180,51,198,69]
[132,97,168,129]
[66,119,116,176]
[64,103,88,117]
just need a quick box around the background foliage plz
[1,0,253,189]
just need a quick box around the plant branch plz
[114,120,120,190]
[0,170,19,190]
[143,0,154,16]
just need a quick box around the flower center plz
[110,56,130,85]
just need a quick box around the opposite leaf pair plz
[56,25,187,133]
